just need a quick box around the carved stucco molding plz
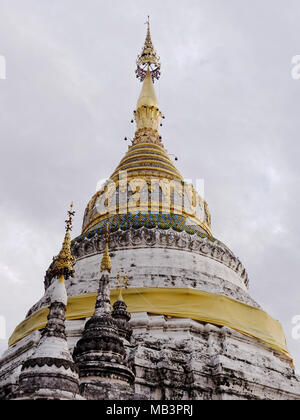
[21,357,79,374]
[71,227,249,288]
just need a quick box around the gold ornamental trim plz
[128,143,167,152]
[110,166,183,181]
[81,206,212,236]
[111,161,182,178]
[113,154,178,169]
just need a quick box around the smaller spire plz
[73,228,135,398]
[136,16,161,82]
[13,205,81,400]
[49,203,76,280]
[94,223,112,317]
[100,223,112,273]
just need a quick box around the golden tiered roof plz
[81,22,212,237]
[110,143,183,183]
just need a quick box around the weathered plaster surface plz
[1,228,299,400]
[1,314,300,400]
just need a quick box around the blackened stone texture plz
[12,301,81,400]
[73,274,135,400]
[112,299,133,341]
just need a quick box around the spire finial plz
[145,15,150,36]
[65,201,75,233]
[100,222,112,273]
[136,18,161,82]
[48,203,76,281]
[132,20,163,141]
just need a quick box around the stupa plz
[1,21,300,400]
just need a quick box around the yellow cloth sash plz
[8,288,292,362]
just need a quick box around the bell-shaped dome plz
[80,29,212,240]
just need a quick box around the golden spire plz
[133,19,163,144]
[100,223,112,273]
[137,67,159,109]
[49,203,76,282]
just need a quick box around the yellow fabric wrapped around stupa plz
[8,288,291,363]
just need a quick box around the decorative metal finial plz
[136,17,161,82]
[115,269,130,301]
[65,202,75,233]
[145,15,150,30]
[100,222,112,273]
[48,203,76,281]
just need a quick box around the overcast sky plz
[0,0,300,373]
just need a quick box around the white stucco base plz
[1,228,299,400]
